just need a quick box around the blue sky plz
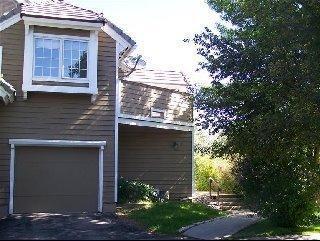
[70,0,220,85]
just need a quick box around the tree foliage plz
[192,0,320,227]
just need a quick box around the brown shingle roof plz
[123,69,190,93]
[21,0,104,23]
[0,0,136,46]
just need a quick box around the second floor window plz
[33,36,89,81]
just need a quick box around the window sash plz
[32,35,89,82]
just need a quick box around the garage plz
[9,140,106,214]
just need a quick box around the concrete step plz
[220,201,244,206]
[210,201,243,206]
[221,205,244,211]
[218,197,243,202]
[218,194,242,199]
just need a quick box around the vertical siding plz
[0,21,117,216]
[119,125,193,199]
[121,80,193,123]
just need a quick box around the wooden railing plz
[209,177,221,205]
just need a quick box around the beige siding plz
[0,0,16,16]
[120,80,193,123]
[119,125,193,199]
[0,21,117,216]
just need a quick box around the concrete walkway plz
[183,212,261,240]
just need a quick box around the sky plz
[69,0,221,85]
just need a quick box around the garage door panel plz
[14,146,99,213]
[14,195,98,213]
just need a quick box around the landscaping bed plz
[117,201,225,235]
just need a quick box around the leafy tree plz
[192,0,320,227]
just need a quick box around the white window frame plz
[150,107,167,119]
[22,24,99,96]
[33,34,90,83]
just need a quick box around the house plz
[0,0,194,216]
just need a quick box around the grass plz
[233,208,320,238]
[117,201,225,235]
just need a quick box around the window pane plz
[72,50,79,59]
[64,59,71,68]
[35,38,43,48]
[35,58,43,67]
[73,71,79,78]
[43,67,50,77]
[44,48,51,58]
[51,68,59,77]
[43,39,52,57]
[64,67,71,78]
[52,40,60,49]
[64,40,72,50]
[51,59,59,68]
[80,69,87,78]
[42,58,51,68]
[71,59,79,68]
[72,41,79,50]
[64,50,71,60]
[80,42,87,51]
[52,49,59,59]
[34,67,43,77]
[35,48,44,58]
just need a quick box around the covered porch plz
[118,124,193,200]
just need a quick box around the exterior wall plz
[119,124,193,199]
[120,80,193,123]
[0,21,117,216]
[0,0,16,17]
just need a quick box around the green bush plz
[234,152,320,227]
[118,177,158,204]
[195,153,239,193]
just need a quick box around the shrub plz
[118,177,158,204]
[195,153,240,193]
[234,151,320,227]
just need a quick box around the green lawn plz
[118,201,225,235]
[233,208,320,239]
[233,219,320,239]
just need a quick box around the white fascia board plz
[102,24,132,50]
[119,116,194,132]
[119,113,194,127]
[22,16,103,31]
[0,14,21,32]
[9,139,107,147]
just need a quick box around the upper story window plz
[33,36,89,81]
[22,25,99,98]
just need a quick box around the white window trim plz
[22,24,99,97]
[32,34,90,83]
[9,139,106,214]
[150,107,167,119]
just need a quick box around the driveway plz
[0,213,179,240]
